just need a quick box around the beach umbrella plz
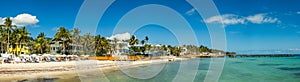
[55,55,61,57]
[1,53,10,57]
[42,54,50,57]
[31,54,37,57]
[49,54,54,57]
[24,55,30,58]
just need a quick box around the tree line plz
[0,18,214,56]
[0,18,110,56]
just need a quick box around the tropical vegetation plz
[0,18,215,56]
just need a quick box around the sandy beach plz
[0,57,184,82]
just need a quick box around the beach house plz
[50,40,82,55]
[110,41,130,56]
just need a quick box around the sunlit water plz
[53,55,300,82]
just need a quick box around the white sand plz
[0,58,184,81]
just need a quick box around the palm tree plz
[161,45,167,51]
[173,47,182,56]
[71,27,81,55]
[35,32,49,54]
[141,40,145,45]
[160,45,168,56]
[0,26,6,53]
[128,35,139,54]
[145,36,149,43]
[199,45,211,53]
[166,45,182,56]
[129,35,139,46]
[167,45,172,54]
[54,27,71,55]
[11,28,20,55]
[16,27,30,55]
[81,33,93,55]
[94,35,110,56]
[1,18,16,53]
[143,36,150,54]
[94,35,101,55]
[27,37,35,54]
[144,44,151,55]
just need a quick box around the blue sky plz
[0,0,300,53]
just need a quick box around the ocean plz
[56,55,300,82]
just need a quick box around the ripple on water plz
[247,59,257,61]
[240,73,253,77]
[294,73,300,77]
[258,64,283,66]
[277,67,300,71]
[232,62,243,64]
[287,57,300,59]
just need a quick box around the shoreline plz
[0,58,187,82]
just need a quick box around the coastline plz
[0,57,187,82]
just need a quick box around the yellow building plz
[8,45,30,55]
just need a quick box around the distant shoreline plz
[227,54,296,58]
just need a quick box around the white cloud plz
[0,13,39,26]
[204,13,280,26]
[246,14,278,24]
[297,11,300,14]
[204,14,245,25]
[108,32,131,41]
[12,13,39,26]
[186,8,196,15]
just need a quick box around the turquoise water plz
[104,56,300,82]
[58,55,300,82]
[220,56,300,82]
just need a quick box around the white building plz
[50,41,82,55]
[110,41,130,56]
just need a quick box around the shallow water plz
[54,55,300,82]
[220,56,300,82]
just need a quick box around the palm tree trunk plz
[41,47,43,54]
[19,44,22,55]
[95,48,97,56]
[63,43,66,55]
[74,46,77,55]
[7,30,9,54]
[1,43,3,53]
